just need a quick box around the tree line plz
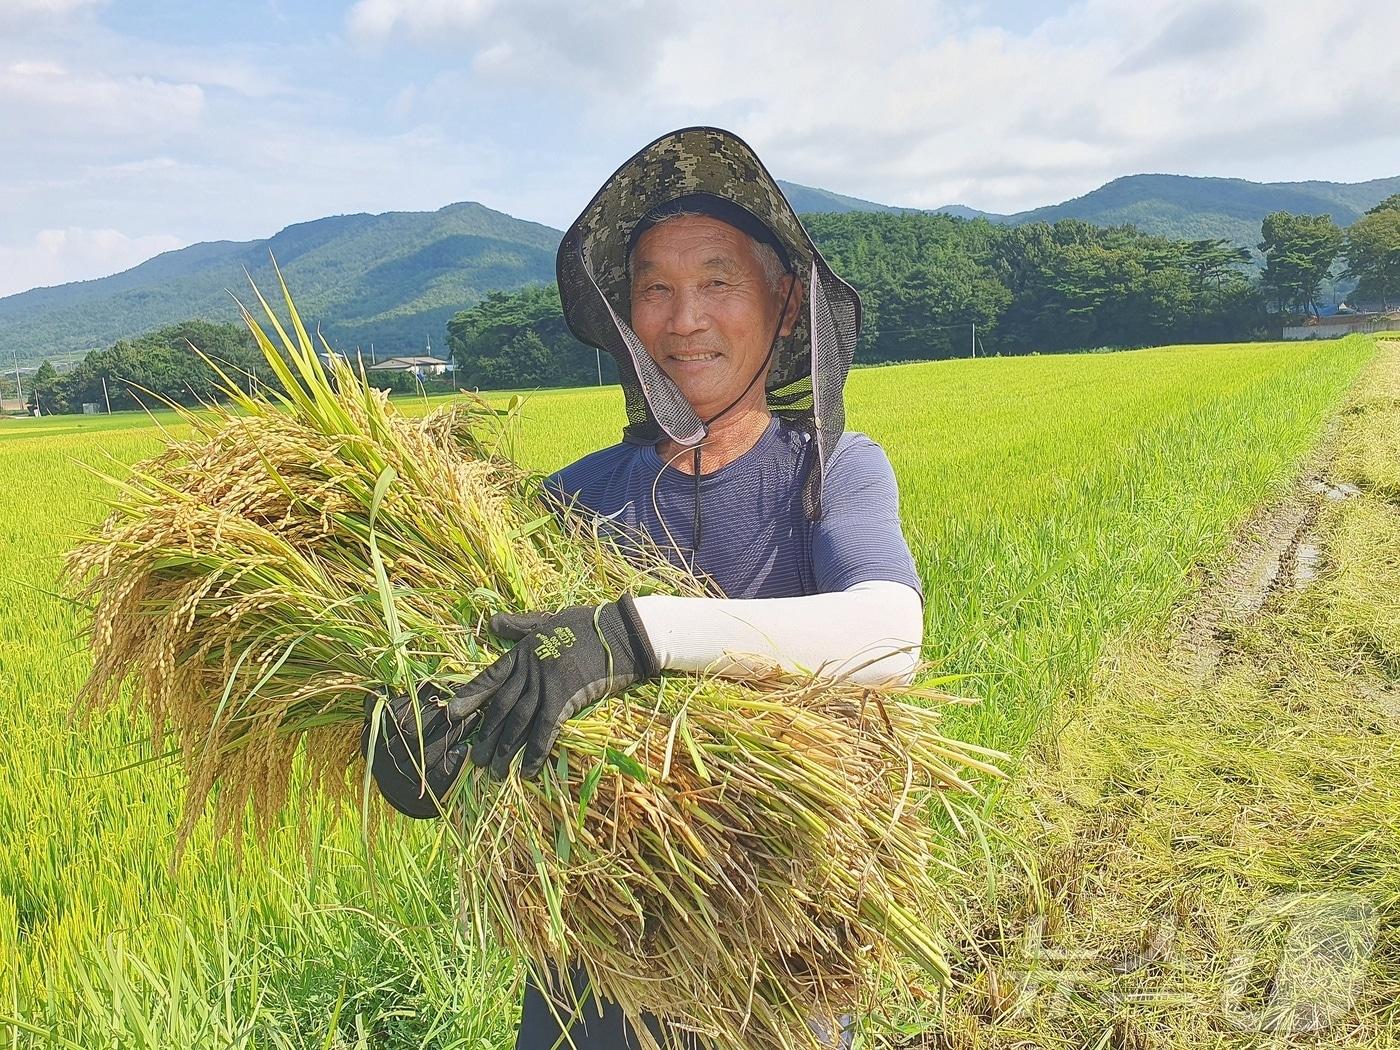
[23,319,464,415]
[1259,194,1400,315]
[446,195,1400,389]
[26,321,275,415]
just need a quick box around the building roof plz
[367,355,452,370]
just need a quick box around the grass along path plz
[0,337,1377,1047]
[932,341,1400,1047]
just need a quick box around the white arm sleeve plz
[633,580,924,687]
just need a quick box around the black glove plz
[360,682,474,819]
[448,594,660,780]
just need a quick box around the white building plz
[367,355,452,377]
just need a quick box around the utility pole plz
[971,322,977,359]
[596,347,602,386]
[370,342,376,365]
[12,350,22,407]
[101,375,113,414]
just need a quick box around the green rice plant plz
[62,273,1001,1050]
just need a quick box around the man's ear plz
[779,274,805,338]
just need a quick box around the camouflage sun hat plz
[555,125,863,520]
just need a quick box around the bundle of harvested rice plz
[65,274,1005,1050]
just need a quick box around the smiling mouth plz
[669,351,721,362]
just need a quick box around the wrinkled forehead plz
[626,216,761,279]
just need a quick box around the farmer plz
[364,126,925,1049]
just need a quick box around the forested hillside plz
[998,173,1400,244]
[785,172,1400,246]
[1,202,558,366]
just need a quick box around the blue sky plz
[2,0,1398,297]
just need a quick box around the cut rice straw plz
[64,264,1007,1050]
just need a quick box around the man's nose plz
[666,285,709,335]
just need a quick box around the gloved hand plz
[360,682,474,819]
[448,594,660,780]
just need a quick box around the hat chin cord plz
[686,275,796,558]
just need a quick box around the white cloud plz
[601,0,1400,212]
[0,227,183,297]
[0,0,103,26]
[345,0,681,90]
[347,0,497,43]
[129,52,291,100]
[0,60,203,142]
[0,0,99,11]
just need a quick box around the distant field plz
[0,384,585,441]
[0,336,1377,1047]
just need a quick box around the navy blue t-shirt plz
[545,417,921,601]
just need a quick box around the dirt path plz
[1169,339,1394,687]
[1166,444,1361,683]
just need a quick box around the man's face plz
[628,215,800,422]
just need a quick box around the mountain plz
[776,180,1005,220]
[992,173,1400,244]
[788,173,1400,246]
[2,201,559,366]
[774,180,909,215]
[928,204,1002,221]
[7,172,1399,367]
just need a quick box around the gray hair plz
[627,209,789,295]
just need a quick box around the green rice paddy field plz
[0,335,1387,1047]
